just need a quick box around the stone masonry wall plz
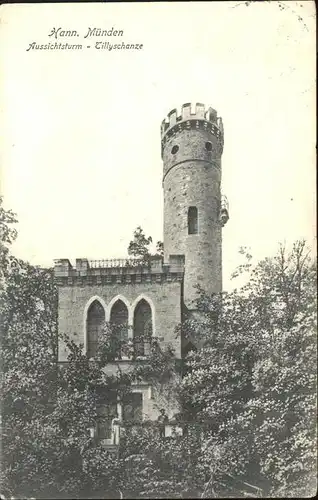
[58,280,182,362]
[163,127,223,308]
[57,280,182,421]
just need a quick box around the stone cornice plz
[55,272,184,287]
[161,118,224,158]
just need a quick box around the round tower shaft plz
[161,103,227,309]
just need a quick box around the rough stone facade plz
[161,103,225,308]
[54,103,228,425]
[56,264,183,361]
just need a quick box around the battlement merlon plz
[54,259,73,275]
[160,103,224,142]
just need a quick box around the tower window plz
[171,145,179,155]
[188,206,198,235]
[205,141,213,152]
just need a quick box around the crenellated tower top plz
[161,102,224,158]
[161,102,228,308]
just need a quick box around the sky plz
[0,1,316,291]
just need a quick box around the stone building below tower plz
[54,103,229,445]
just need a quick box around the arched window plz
[110,300,129,338]
[87,300,105,358]
[133,299,153,357]
[188,206,198,235]
[110,300,129,359]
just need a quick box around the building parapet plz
[161,102,224,156]
[54,255,185,286]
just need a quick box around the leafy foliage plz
[1,198,316,498]
[119,423,206,498]
[127,226,163,264]
[180,241,317,497]
[132,339,176,385]
[0,196,18,279]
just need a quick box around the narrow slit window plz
[188,207,198,234]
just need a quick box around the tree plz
[0,199,58,497]
[155,240,164,258]
[0,196,18,273]
[0,202,170,499]
[246,242,317,497]
[127,227,163,264]
[119,423,206,499]
[2,196,315,498]
[179,241,317,497]
[1,321,134,498]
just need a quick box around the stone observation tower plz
[161,103,229,309]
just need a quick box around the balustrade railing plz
[96,418,185,444]
[89,258,145,269]
[87,337,155,361]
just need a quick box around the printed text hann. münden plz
[48,27,124,39]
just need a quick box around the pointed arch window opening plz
[86,300,105,358]
[110,300,129,341]
[133,299,153,357]
[110,300,130,360]
[188,206,198,235]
